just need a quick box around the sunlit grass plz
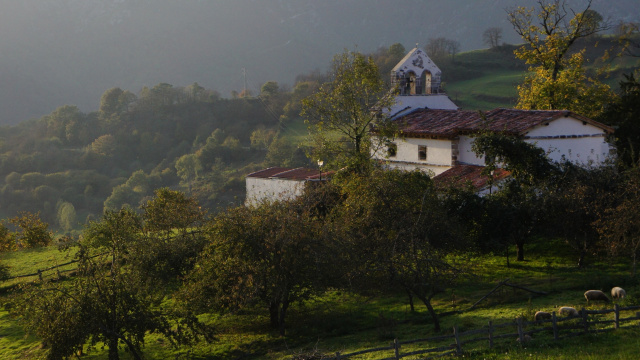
[1,238,639,359]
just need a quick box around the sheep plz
[558,306,579,317]
[611,287,626,300]
[516,334,533,343]
[534,311,552,322]
[584,290,610,303]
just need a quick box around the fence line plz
[325,304,640,360]
[5,251,108,281]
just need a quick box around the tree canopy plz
[301,50,396,172]
[508,0,614,117]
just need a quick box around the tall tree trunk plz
[108,336,119,360]
[516,240,525,261]
[406,288,415,312]
[269,301,280,329]
[415,293,440,332]
[278,298,290,336]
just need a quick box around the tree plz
[260,81,280,97]
[543,163,616,268]
[301,50,395,171]
[595,167,640,275]
[425,37,460,62]
[598,73,640,166]
[334,169,468,331]
[508,0,614,117]
[9,209,211,360]
[482,27,503,48]
[10,211,53,249]
[180,199,329,336]
[472,131,555,261]
[175,154,202,192]
[57,201,77,232]
[142,188,205,235]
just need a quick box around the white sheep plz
[611,287,626,300]
[584,290,610,303]
[534,311,552,322]
[558,306,579,317]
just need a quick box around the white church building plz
[373,47,615,181]
[246,47,615,203]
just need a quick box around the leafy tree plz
[180,199,328,335]
[10,211,53,248]
[301,50,395,172]
[260,81,280,97]
[250,127,277,151]
[482,27,503,48]
[10,209,211,360]
[57,201,77,232]
[0,222,16,252]
[142,188,205,234]
[595,167,640,275]
[175,154,202,192]
[472,131,554,261]
[508,0,614,117]
[598,73,640,166]
[543,163,616,268]
[334,169,468,331]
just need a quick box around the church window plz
[387,143,397,158]
[418,145,427,161]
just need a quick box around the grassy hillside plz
[1,238,639,359]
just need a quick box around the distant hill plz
[0,0,638,124]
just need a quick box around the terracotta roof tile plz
[246,167,332,181]
[434,165,511,190]
[395,108,613,137]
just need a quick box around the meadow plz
[1,236,638,359]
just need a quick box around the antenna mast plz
[242,68,248,96]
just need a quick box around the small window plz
[418,145,427,161]
[387,143,397,158]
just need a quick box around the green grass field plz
[1,237,639,359]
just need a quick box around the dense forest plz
[0,42,430,233]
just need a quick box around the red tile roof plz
[246,167,332,181]
[395,108,614,138]
[434,165,511,190]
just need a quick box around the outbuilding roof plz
[246,167,331,181]
[433,165,511,191]
[395,108,614,138]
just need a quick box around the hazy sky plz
[0,0,637,124]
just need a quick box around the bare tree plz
[425,37,461,61]
[482,27,503,48]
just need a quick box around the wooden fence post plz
[552,312,558,340]
[394,338,400,360]
[453,325,462,355]
[517,317,524,344]
[488,320,494,348]
[615,304,620,329]
[581,308,589,333]
[335,352,341,360]
[37,270,42,281]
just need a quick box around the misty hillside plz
[0,0,638,124]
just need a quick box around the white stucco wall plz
[525,117,604,137]
[374,136,453,176]
[457,135,485,166]
[523,117,613,165]
[245,177,306,206]
[525,137,612,165]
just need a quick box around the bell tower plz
[391,46,442,95]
